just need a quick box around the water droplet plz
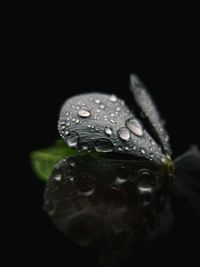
[124,146,130,151]
[126,118,143,137]
[133,145,137,151]
[116,106,121,112]
[100,104,105,109]
[118,146,123,151]
[117,127,130,141]
[93,138,113,152]
[110,119,115,124]
[104,126,113,136]
[109,94,117,102]
[75,119,79,123]
[65,130,70,135]
[94,99,100,104]
[54,173,62,181]
[66,131,79,148]
[78,108,91,118]
[140,148,146,154]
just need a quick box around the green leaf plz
[30,139,77,182]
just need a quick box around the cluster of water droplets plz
[58,92,166,164]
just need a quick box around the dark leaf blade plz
[129,74,171,156]
[44,154,171,247]
[30,139,77,182]
[58,92,166,165]
[174,145,200,212]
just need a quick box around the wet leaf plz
[129,74,171,155]
[58,91,167,165]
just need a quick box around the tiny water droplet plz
[78,108,91,118]
[94,99,100,104]
[100,104,105,109]
[65,130,70,135]
[117,127,130,141]
[109,94,117,102]
[104,126,113,136]
[126,118,143,137]
[140,148,146,154]
[110,119,115,124]
[133,145,137,151]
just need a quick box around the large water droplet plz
[117,127,130,141]
[93,138,113,152]
[104,126,113,136]
[66,131,79,148]
[78,108,91,118]
[126,118,143,137]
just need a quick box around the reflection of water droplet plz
[54,173,62,181]
[78,109,91,118]
[67,214,96,246]
[68,157,76,167]
[137,169,156,188]
[117,127,130,141]
[82,144,88,151]
[109,94,117,102]
[137,185,153,194]
[116,166,129,184]
[126,118,143,137]
[104,126,113,136]
[66,131,79,148]
[76,174,95,193]
[93,138,113,152]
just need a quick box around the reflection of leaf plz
[30,139,77,182]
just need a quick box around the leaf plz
[129,74,171,155]
[58,92,166,165]
[30,139,77,182]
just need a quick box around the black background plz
[11,17,200,266]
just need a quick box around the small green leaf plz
[30,139,77,182]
